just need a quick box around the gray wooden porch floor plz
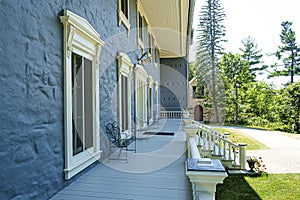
[51,119,193,200]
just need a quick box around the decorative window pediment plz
[60,10,104,180]
[117,52,133,132]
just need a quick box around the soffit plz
[140,0,190,58]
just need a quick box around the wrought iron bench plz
[105,121,134,162]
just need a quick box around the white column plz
[238,143,247,169]
[186,165,228,200]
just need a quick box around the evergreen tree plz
[269,21,300,83]
[195,0,226,122]
[239,36,266,79]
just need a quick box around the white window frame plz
[148,33,152,61]
[118,0,131,32]
[135,64,148,131]
[154,46,159,67]
[117,52,133,134]
[137,11,144,50]
[60,10,104,180]
[148,76,154,123]
[154,81,159,121]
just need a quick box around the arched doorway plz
[194,105,204,121]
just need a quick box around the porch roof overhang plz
[140,0,195,58]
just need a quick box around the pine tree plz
[269,21,300,83]
[239,36,266,79]
[195,0,226,122]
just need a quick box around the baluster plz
[233,146,237,166]
[212,133,216,154]
[228,144,232,160]
[223,140,227,159]
[208,133,212,151]
[218,137,222,155]
[204,130,208,150]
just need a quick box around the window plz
[193,85,205,98]
[117,52,133,133]
[135,65,148,130]
[148,76,153,123]
[148,34,152,62]
[154,47,159,67]
[72,53,94,156]
[154,81,159,120]
[118,0,130,31]
[137,12,144,49]
[121,0,128,19]
[60,10,104,180]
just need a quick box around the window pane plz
[72,53,83,155]
[139,13,143,41]
[84,58,93,149]
[148,34,151,55]
[121,0,128,19]
[149,88,152,119]
[121,75,128,131]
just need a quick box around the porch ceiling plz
[140,0,191,58]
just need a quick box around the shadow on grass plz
[216,174,262,200]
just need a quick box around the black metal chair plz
[106,121,134,162]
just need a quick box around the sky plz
[190,0,300,85]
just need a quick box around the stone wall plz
[188,80,212,122]
[0,0,160,199]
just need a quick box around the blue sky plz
[190,0,300,85]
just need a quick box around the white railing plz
[189,120,247,169]
[160,111,183,118]
[185,128,228,200]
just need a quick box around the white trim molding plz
[117,52,133,133]
[134,64,148,130]
[154,81,159,121]
[60,10,104,180]
[147,76,154,123]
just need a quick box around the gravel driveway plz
[225,127,300,174]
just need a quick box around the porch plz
[51,119,193,200]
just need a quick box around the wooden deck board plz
[51,119,192,200]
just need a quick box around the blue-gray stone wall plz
[160,57,188,111]
[0,0,160,199]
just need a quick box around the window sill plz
[64,150,101,180]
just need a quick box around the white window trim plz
[154,81,159,121]
[135,64,148,131]
[137,11,144,50]
[148,76,154,123]
[148,33,152,61]
[154,46,159,67]
[117,52,133,134]
[118,0,131,32]
[60,10,104,180]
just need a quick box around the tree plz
[277,82,300,133]
[196,0,226,122]
[269,21,300,83]
[219,53,250,124]
[239,36,266,79]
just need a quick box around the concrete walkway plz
[225,127,300,174]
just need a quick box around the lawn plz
[213,126,300,199]
[216,174,300,200]
[212,127,269,150]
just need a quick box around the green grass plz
[212,128,269,150]
[216,174,300,200]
